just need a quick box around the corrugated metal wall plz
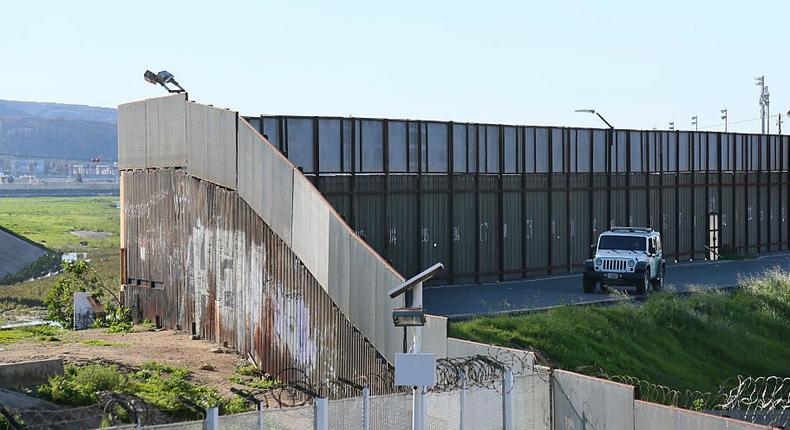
[122,168,395,396]
[246,116,790,285]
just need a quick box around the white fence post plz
[362,386,370,430]
[205,407,219,430]
[314,398,328,430]
[258,401,265,430]
[503,370,514,430]
[459,370,466,430]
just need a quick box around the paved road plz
[424,252,790,318]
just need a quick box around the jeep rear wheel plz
[651,266,664,291]
[583,278,597,294]
[636,271,648,295]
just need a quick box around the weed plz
[80,339,128,347]
[0,325,61,344]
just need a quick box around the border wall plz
[117,94,447,394]
[245,115,790,284]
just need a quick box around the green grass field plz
[450,270,790,393]
[0,197,120,320]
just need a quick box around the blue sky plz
[2,1,788,132]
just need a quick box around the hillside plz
[0,99,117,160]
[450,270,790,394]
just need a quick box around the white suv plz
[583,227,665,294]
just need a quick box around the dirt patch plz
[69,230,114,240]
[0,328,247,395]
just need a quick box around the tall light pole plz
[721,109,728,132]
[575,108,614,229]
[691,116,698,131]
[669,122,675,131]
[756,76,770,134]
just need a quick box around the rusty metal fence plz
[121,168,395,396]
[245,115,790,285]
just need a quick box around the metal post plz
[258,402,265,430]
[205,407,219,430]
[459,370,466,430]
[502,370,514,430]
[363,385,370,430]
[412,282,425,430]
[314,398,328,430]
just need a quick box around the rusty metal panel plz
[118,100,147,169]
[122,169,395,396]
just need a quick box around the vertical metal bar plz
[625,130,631,226]
[745,135,750,253]
[350,119,356,227]
[659,132,664,252]
[417,121,423,276]
[498,125,505,281]
[547,128,553,274]
[691,132,696,259]
[384,120,391,264]
[645,131,651,229]
[474,125,481,283]
[314,398,328,430]
[704,133,710,259]
[607,128,613,230]
[758,135,762,253]
[447,122,455,283]
[675,131,680,261]
[521,126,528,277]
[313,117,320,186]
[565,128,571,272]
[588,129,595,257]
[362,386,370,430]
[502,370,514,430]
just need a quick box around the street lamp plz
[721,109,728,132]
[574,109,614,129]
[691,116,698,131]
[143,69,186,93]
[389,262,444,430]
[668,122,675,131]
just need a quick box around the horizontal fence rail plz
[246,115,790,284]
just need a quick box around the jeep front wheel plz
[583,277,597,294]
[636,271,648,295]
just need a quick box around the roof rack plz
[609,226,653,233]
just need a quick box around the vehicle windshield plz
[598,235,647,251]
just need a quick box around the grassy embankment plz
[450,270,790,393]
[0,197,119,322]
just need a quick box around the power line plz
[698,114,778,131]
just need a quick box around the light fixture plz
[143,69,186,93]
[574,109,614,129]
[392,307,427,327]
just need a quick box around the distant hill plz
[0,99,117,161]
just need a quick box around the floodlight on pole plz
[574,109,614,129]
[721,109,728,132]
[691,116,698,131]
[143,69,186,94]
[668,122,675,131]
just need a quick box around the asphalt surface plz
[424,251,790,318]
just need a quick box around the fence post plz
[362,385,370,430]
[503,370,514,430]
[258,401,265,430]
[205,407,219,430]
[314,398,328,430]
[459,370,466,430]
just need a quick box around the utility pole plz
[691,116,698,131]
[756,76,770,134]
[721,109,728,132]
[778,113,783,135]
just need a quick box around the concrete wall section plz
[552,369,635,430]
[421,315,448,358]
[634,400,770,430]
[186,101,237,189]
[446,338,536,369]
[327,214,351,313]
[291,172,330,289]
[0,359,64,388]
[513,369,552,430]
[117,99,147,169]
[145,94,187,168]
